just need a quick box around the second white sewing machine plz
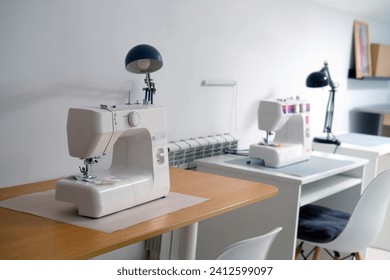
[55,104,170,218]
[249,97,311,168]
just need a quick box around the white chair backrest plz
[216,227,282,260]
[329,170,390,252]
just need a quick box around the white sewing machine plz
[249,98,311,168]
[55,104,170,218]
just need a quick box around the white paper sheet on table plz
[0,190,208,233]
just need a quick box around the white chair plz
[296,170,390,260]
[216,227,282,260]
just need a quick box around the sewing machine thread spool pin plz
[126,90,132,105]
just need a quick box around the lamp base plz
[313,136,341,146]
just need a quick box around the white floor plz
[366,247,390,260]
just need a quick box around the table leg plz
[179,222,198,260]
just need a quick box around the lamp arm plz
[322,62,337,137]
[322,62,336,91]
[143,73,156,104]
[323,89,335,134]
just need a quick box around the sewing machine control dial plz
[128,111,141,127]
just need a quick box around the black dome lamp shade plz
[125,44,163,104]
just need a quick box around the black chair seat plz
[298,204,350,243]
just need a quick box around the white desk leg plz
[179,222,198,260]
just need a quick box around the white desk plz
[195,151,367,260]
[352,104,390,136]
[313,132,390,251]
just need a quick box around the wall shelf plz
[348,69,390,80]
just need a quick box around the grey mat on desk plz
[226,156,354,177]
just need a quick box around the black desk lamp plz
[125,44,163,104]
[306,61,340,146]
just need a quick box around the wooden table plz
[0,168,277,260]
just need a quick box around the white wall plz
[1,0,390,188]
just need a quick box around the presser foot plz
[75,174,97,181]
[78,157,99,181]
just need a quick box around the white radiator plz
[167,134,238,169]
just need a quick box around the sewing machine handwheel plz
[128,111,141,127]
